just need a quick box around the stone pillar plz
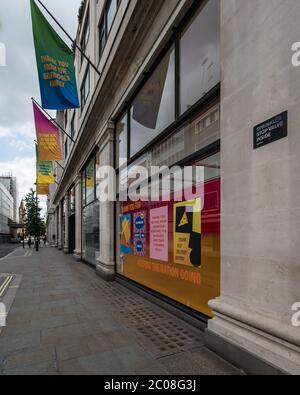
[55,206,59,248]
[63,195,69,254]
[96,122,115,281]
[73,175,82,261]
[205,0,300,375]
[57,201,63,250]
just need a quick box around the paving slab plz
[0,246,242,375]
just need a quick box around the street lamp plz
[34,183,39,252]
[22,212,25,249]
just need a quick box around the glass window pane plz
[151,104,220,168]
[180,0,220,114]
[130,47,175,157]
[82,201,100,266]
[116,114,128,168]
[69,186,75,216]
[85,157,95,204]
[107,0,118,34]
[116,150,220,317]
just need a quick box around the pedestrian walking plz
[28,237,32,249]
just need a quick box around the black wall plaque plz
[254,111,288,149]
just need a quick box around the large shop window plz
[82,153,100,266]
[180,0,220,114]
[115,1,221,317]
[126,0,220,159]
[116,105,220,317]
[130,47,175,157]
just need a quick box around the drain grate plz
[91,277,203,359]
[134,321,203,358]
[116,306,166,327]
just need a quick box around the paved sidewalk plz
[0,247,242,375]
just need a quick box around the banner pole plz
[36,0,101,77]
[31,97,76,144]
[54,161,65,171]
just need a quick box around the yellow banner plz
[36,183,50,196]
[37,160,55,185]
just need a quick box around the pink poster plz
[150,206,168,262]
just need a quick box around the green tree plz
[24,189,45,238]
[78,0,87,25]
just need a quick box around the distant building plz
[0,182,14,242]
[0,176,18,222]
[19,200,26,225]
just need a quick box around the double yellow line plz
[0,276,13,299]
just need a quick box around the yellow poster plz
[174,199,202,268]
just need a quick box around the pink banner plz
[150,206,168,262]
[33,102,62,161]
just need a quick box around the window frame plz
[64,139,68,160]
[80,65,90,111]
[114,0,220,168]
[70,112,76,139]
[81,151,98,209]
[98,0,121,63]
[80,7,90,65]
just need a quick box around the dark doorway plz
[68,214,76,254]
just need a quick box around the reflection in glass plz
[116,114,128,168]
[82,201,100,266]
[180,0,220,114]
[85,157,95,205]
[130,47,175,157]
[107,0,118,34]
[151,104,220,168]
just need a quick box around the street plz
[0,244,18,260]
[0,246,241,375]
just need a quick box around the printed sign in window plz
[174,199,202,268]
[134,211,146,257]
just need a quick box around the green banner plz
[30,0,80,110]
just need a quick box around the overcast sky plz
[0,0,81,215]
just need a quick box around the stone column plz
[205,0,300,375]
[55,206,59,248]
[96,122,115,281]
[63,195,69,254]
[73,175,82,261]
[57,203,62,250]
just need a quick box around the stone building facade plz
[47,0,300,374]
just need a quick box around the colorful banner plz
[134,211,146,257]
[150,206,168,262]
[36,145,55,185]
[174,199,202,268]
[33,103,63,161]
[120,214,131,254]
[36,183,50,196]
[86,160,95,188]
[30,0,80,110]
